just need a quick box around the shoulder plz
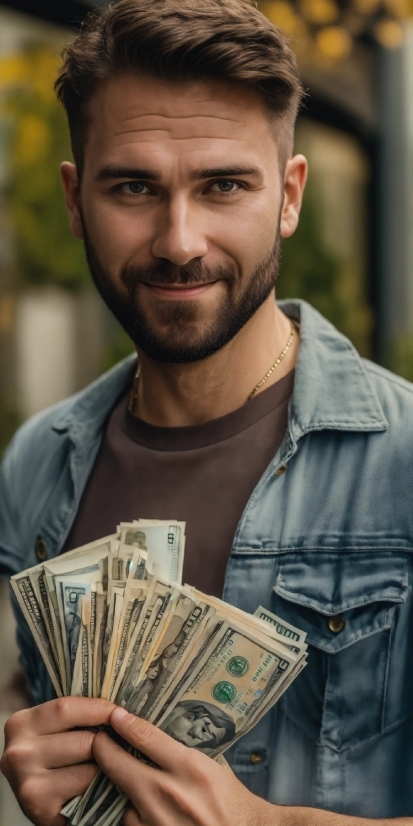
[362,359,413,426]
[0,355,135,506]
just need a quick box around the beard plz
[82,223,281,364]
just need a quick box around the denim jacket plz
[1,300,413,819]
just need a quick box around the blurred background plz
[0,0,413,821]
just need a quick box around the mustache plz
[121,259,235,289]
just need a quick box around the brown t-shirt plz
[63,370,294,597]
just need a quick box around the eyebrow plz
[190,166,262,181]
[95,165,160,182]
[95,164,262,183]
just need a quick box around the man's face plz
[63,74,302,362]
[146,662,161,681]
[162,631,186,659]
[164,706,226,750]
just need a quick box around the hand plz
[0,696,115,826]
[93,707,275,826]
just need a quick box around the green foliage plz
[2,45,89,290]
[278,184,344,323]
[278,182,372,357]
[389,335,413,383]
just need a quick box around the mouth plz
[142,282,218,300]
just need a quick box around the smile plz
[142,282,218,300]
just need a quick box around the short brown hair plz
[56,0,304,173]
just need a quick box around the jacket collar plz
[279,299,388,438]
[52,299,388,441]
[51,355,137,441]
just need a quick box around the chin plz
[136,326,222,364]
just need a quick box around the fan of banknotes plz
[11,520,307,826]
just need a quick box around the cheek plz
[210,202,279,272]
[81,198,152,265]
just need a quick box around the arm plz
[0,697,115,826]
[93,708,413,826]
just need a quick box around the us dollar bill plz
[156,620,297,757]
[139,598,213,720]
[119,521,185,583]
[115,582,177,708]
[55,577,95,685]
[10,573,62,695]
[107,580,152,698]
[11,520,309,826]
[253,605,307,655]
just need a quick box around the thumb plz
[109,707,187,769]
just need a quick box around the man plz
[1,0,412,824]
[162,700,236,752]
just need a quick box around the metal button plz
[249,752,264,765]
[275,464,288,476]
[328,615,345,633]
[35,538,48,562]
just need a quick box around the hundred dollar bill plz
[69,772,110,826]
[28,565,61,671]
[55,576,97,685]
[254,605,307,655]
[126,589,200,716]
[78,787,128,826]
[110,579,157,698]
[92,591,107,698]
[10,572,62,695]
[186,587,307,657]
[115,582,178,708]
[107,580,152,698]
[156,620,296,758]
[44,546,109,682]
[139,597,214,720]
[109,544,147,582]
[119,521,185,584]
[100,585,125,699]
[71,596,91,697]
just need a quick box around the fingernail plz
[111,707,129,725]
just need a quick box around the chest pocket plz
[271,552,410,751]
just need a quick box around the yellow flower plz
[0,54,30,86]
[31,50,61,104]
[13,114,50,168]
[0,48,61,103]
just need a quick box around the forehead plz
[84,72,276,170]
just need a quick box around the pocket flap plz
[274,552,408,614]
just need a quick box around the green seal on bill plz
[212,680,237,703]
[227,656,249,677]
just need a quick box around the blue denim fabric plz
[1,300,413,817]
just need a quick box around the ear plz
[60,161,84,241]
[280,154,308,239]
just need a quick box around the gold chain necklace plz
[247,319,296,400]
[129,319,296,413]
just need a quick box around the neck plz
[132,296,298,427]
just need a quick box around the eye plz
[120,181,151,195]
[210,180,242,194]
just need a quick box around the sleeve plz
[0,438,27,577]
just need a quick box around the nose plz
[151,195,208,265]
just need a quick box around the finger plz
[5,697,116,740]
[109,707,188,770]
[93,731,153,802]
[123,805,143,826]
[37,729,96,769]
[49,762,99,801]
[16,764,99,826]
